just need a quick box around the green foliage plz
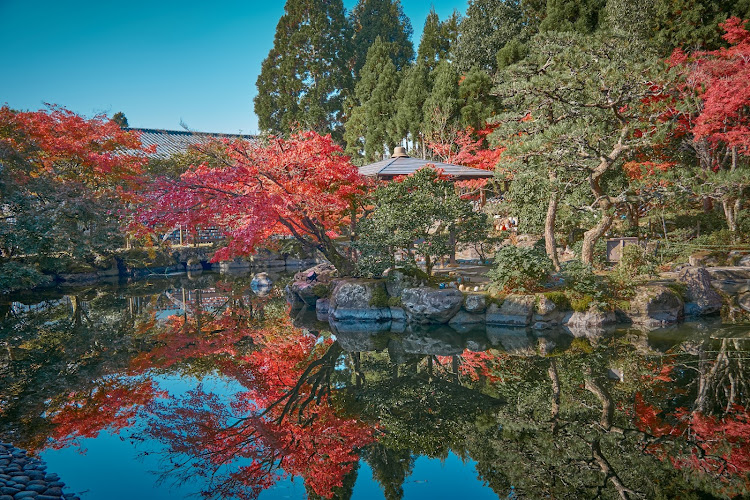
[492,31,660,265]
[416,8,455,73]
[388,296,402,307]
[119,248,176,269]
[458,68,498,131]
[368,285,391,308]
[560,259,606,297]
[254,0,352,138]
[569,294,594,312]
[608,245,658,294]
[543,291,571,310]
[0,262,52,294]
[344,37,401,162]
[391,61,431,148]
[111,111,128,128]
[455,0,524,74]
[496,38,529,69]
[355,168,488,276]
[650,0,750,54]
[422,61,460,144]
[539,0,606,34]
[349,0,414,76]
[488,245,553,293]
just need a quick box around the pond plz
[1,273,748,499]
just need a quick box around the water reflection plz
[0,274,748,499]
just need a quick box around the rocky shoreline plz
[0,443,78,500]
[287,264,750,334]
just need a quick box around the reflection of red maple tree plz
[633,350,750,496]
[46,378,162,450]
[142,313,375,499]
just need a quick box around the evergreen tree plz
[455,0,524,73]
[417,8,460,72]
[391,61,431,154]
[458,68,497,131]
[254,0,352,139]
[650,0,750,54]
[344,37,401,163]
[422,61,460,145]
[539,0,607,33]
[112,111,128,128]
[350,0,414,76]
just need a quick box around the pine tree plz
[254,0,352,139]
[455,0,524,74]
[344,37,401,163]
[350,0,414,76]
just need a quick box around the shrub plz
[560,259,606,297]
[488,245,553,293]
[569,294,594,312]
[369,286,390,308]
[609,245,658,295]
[543,291,571,310]
[388,296,402,307]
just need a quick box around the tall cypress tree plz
[416,8,460,72]
[539,0,607,33]
[455,0,524,74]
[344,37,401,163]
[391,61,431,154]
[422,61,460,144]
[254,0,352,139]
[350,0,414,76]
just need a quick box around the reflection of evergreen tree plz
[362,443,414,500]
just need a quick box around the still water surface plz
[1,273,748,499]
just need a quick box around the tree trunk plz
[581,211,614,265]
[722,198,741,233]
[545,172,560,270]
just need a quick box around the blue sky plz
[0,0,468,134]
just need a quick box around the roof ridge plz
[127,127,255,139]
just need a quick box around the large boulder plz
[286,264,338,307]
[564,310,616,331]
[707,267,750,295]
[628,285,684,328]
[328,279,392,322]
[401,287,463,324]
[486,295,535,327]
[463,294,487,314]
[677,267,723,316]
[448,310,486,327]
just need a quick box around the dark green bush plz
[560,259,606,297]
[0,262,52,294]
[488,245,553,293]
[369,286,390,308]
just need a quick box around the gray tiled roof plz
[359,156,494,179]
[128,128,256,158]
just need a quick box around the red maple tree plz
[137,131,368,274]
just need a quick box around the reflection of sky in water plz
[41,374,498,499]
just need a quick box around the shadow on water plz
[1,274,749,499]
